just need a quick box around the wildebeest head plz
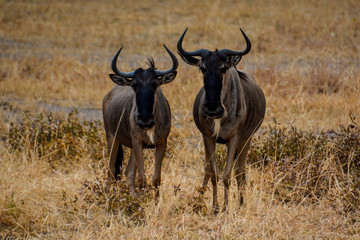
[109,45,178,129]
[177,28,251,119]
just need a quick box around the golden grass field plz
[1,0,360,239]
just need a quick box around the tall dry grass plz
[1,0,360,238]
[1,112,359,238]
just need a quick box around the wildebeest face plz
[199,51,239,118]
[130,68,158,130]
[110,68,176,130]
[177,28,251,119]
[109,45,178,130]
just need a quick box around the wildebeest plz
[102,45,178,198]
[177,28,266,212]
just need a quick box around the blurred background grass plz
[1,0,359,128]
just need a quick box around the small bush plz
[7,110,106,167]
[249,118,360,213]
[80,176,153,224]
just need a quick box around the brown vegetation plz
[1,0,359,238]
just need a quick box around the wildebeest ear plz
[158,71,177,85]
[109,74,132,86]
[226,55,242,67]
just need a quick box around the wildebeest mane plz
[146,57,157,70]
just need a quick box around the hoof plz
[129,190,138,198]
[212,205,220,215]
[239,195,244,206]
[136,178,147,190]
[221,206,228,213]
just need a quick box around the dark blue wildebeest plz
[103,45,178,199]
[177,28,266,213]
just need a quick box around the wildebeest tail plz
[115,145,124,180]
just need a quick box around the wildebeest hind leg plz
[235,140,250,206]
[107,134,119,181]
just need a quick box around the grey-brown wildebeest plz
[102,44,178,199]
[177,28,266,213]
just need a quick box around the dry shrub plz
[0,192,26,236]
[7,110,106,169]
[80,176,153,224]
[249,117,360,214]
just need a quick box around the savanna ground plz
[0,0,359,239]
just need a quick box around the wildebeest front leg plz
[132,139,146,189]
[202,134,219,213]
[153,140,166,200]
[235,139,250,206]
[222,135,240,212]
[125,149,137,195]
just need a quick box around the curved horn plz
[219,28,252,57]
[111,47,136,78]
[177,28,209,65]
[155,44,179,76]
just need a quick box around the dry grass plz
[1,0,360,238]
